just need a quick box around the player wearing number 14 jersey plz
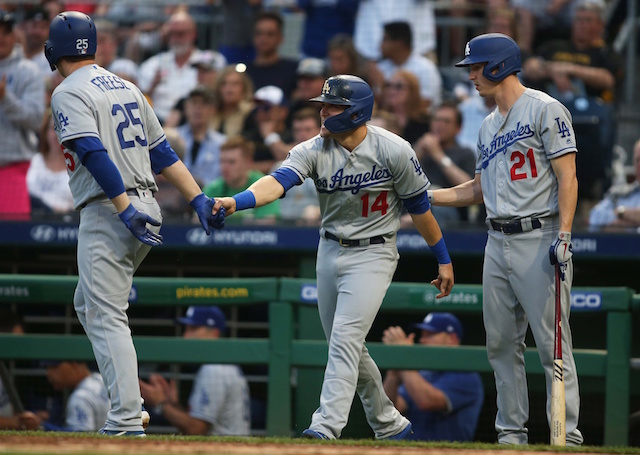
[47,12,223,435]
[212,75,454,439]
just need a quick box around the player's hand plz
[213,197,237,216]
[430,262,454,299]
[189,193,225,234]
[139,374,168,407]
[118,204,163,246]
[382,326,414,345]
[17,411,42,430]
[549,231,572,281]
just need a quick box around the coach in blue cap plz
[139,306,251,436]
[382,312,484,442]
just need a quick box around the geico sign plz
[570,292,601,310]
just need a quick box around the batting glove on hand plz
[190,193,225,235]
[118,204,163,246]
[549,231,572,280]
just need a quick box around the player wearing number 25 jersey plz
[212,75,454,440]
[46,11,223,435]
[429,34,582,445]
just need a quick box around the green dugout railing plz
[0,274,634,445]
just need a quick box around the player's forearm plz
[160,160,202,202]
[430,175,482,207]
[410,210,444,246]
[247,175,285,207]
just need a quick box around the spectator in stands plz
[165,50,227,128]
[203,136,279,224]
[378,70,430,146]
[245,11,299,99]
[27,110,74,215]
[296,0,359,59]
[94,19,139,84]
[0,9,44,219]
[326,33,366,79]
[382,312,484,442]
[217,0,260,64]
[414,102,477,225]
[589,139,640,232]
[511,0,575,54]
[522,0,624,104]
[289,57,328,118]
[211,65,255,137]
[139,306,251,436]
[34,360,110,432]
[0,310,41,431]
[138,10,200,123]
[273,107,321,226]
[242,85,292,174]
[369,21,442,112]
[456,95,497,152]
[18,7,51,79]
[153,128,192,221]
[353,0,436,63]
[175,86,226,188]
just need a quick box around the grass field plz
[1,432,640,455]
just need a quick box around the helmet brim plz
[455,56,488,67]
[309,94,352,105]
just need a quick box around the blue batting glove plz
[190,193,225,234]
[118,204,163,246]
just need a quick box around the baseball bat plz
[0,360,24,413]
[551,263,566,446]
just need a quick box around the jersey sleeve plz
[391,141,430,198]
[135,84,166,149]
[51,90,99,143]
[430,372,484,414]
[188,365,226,426]
[279,140,317,181]
[539,101,577,159]
[65,390,97,431]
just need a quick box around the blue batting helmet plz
[45,11,97,71]
[455,33,521,82]
[309,75,374,133]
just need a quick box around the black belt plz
[490,218,542,234]
[324,231,385,247]
[80,189,148,209]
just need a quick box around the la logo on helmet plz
[322,81,330,95]
[464,42,471,56]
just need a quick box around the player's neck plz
[494,77,526,116]
[333,125,367,152]
[58,59,95,78]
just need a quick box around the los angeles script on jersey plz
[317,164,392,194]
[481,122,534,169]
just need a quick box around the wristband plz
[233,190,256,211]
[427,190,434,204]
[439,156,453,167]
[429,237,451,265]
[264,132,281,147]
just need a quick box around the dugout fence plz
[0,274,635,445]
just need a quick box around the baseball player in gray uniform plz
[212,75,454,440]
[429,34,583,445]
[45,12,224,436]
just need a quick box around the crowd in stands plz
[0,0,636,231]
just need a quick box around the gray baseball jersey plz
[280,124,426,439]
[476,87,582,445]
[0,380,11,417]
[66,372,110,432]
[51,63,163,433]
[51,64,162,209]
[188,365,251,436]
[281,124,429,238]
[476,88,577,221]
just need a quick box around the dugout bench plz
[0,274,635,445]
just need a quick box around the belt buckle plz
[339,238,350,247]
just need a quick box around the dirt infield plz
[0,434,626,455]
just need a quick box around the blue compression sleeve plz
[430,237,451,265]
[402,191,431,214]
[149,138,180,174]
[66,137,126,199]
[233,190,256,211]
[271,167,302,192]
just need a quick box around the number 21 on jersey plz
[510,148,538,181]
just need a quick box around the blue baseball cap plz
[413,312,463,340]
[177,306,226,332]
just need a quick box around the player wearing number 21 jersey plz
[212,75,454,440]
